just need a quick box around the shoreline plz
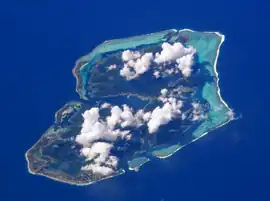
[25,149,125,186]
[71,28,232,110]
[151,29,233,159]
[128,157,150,171]
[72,61,89,100]
[26,28,234,182]
[24,102,125,186]
[71,29,177,100]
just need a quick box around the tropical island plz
[25,29,234,185]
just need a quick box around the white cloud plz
[120,52,153,80]
[119,42,196,80]
[76,107,121,176]
[164,68,176,75]
[160,88,168,97]
[122,50,141,62]
[120,65,136,80]
[106,106,123,129]
[143,111,152,122]
[80,142,117,176]
[133,53,153,75]
[153,71,160,78]
[81,108,100,132]
[147,105,170,133]
[154,42,196,64]
[120,105,136,128]
[76,94,196,175]
[159,88,169,102]
[76,104,146,175]
[181,113,187,120]
[76,108,101,146]
[191,102,206,121]
[107,64,117,71]
[147,98,183,133]
[81,142,113,162]
[192,103,200,111]
[176,54,194,77]
[115,129,131,140]
[134,109,144,119]
[106,155,119,168]
[81,163,115,176]
[77,104,141,148]
[76,48,202,175]
[100,102,111,109]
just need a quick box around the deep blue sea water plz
[5,0,270,200]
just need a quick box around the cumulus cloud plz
[147,98,183,133]
[113,129,131,140]
[120,104,136,128]
[77,57,202,175]
[76,108,101,146]
[120,65,136,80]
[77,104,142,148]
[152,42,196,78]
[133,53,153,74]
[176,54,194,77]
[81,142,113,162]
[120,52,154,80]
[107,64,117,71]
[119,42,196,80]
[76,96,192,175]
[100,102,111,109]
[153,71,160,79]
[106,106,123,129]
[80,142,118,176]
[146,89,185,133]
[76,103,152,175]
[122,50,141,62]
[154,42,196,64]
[160,88,168,97]
[147,105,171,133]
[82,164,115,176]
[76,105,134,176]
[191,102,206,121]
[143,112,151,122]
[181,113,187,120]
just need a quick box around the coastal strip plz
[152,29,234,159]
[72,29,175,100]
[25,133,125,186]
[72,61,89,100]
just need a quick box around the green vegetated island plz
[26,29,234,185]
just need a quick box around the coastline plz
[151,29,233,159]
[128,157,150,171]
[71,29,175,100]
[72,61,89,100]
[26,28,234,182]
[25,101,125,186]
[25,148,125,186]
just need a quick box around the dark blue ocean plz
[5,0,270,200]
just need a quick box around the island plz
[25,29,234,185]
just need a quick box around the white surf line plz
[128,158,150,171]
[25,148,125,186]
[154,29,234,159]
[25,124,124,186]
[26,29,234,181]
[179,28,233,114]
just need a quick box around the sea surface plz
[5,0,270,200]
